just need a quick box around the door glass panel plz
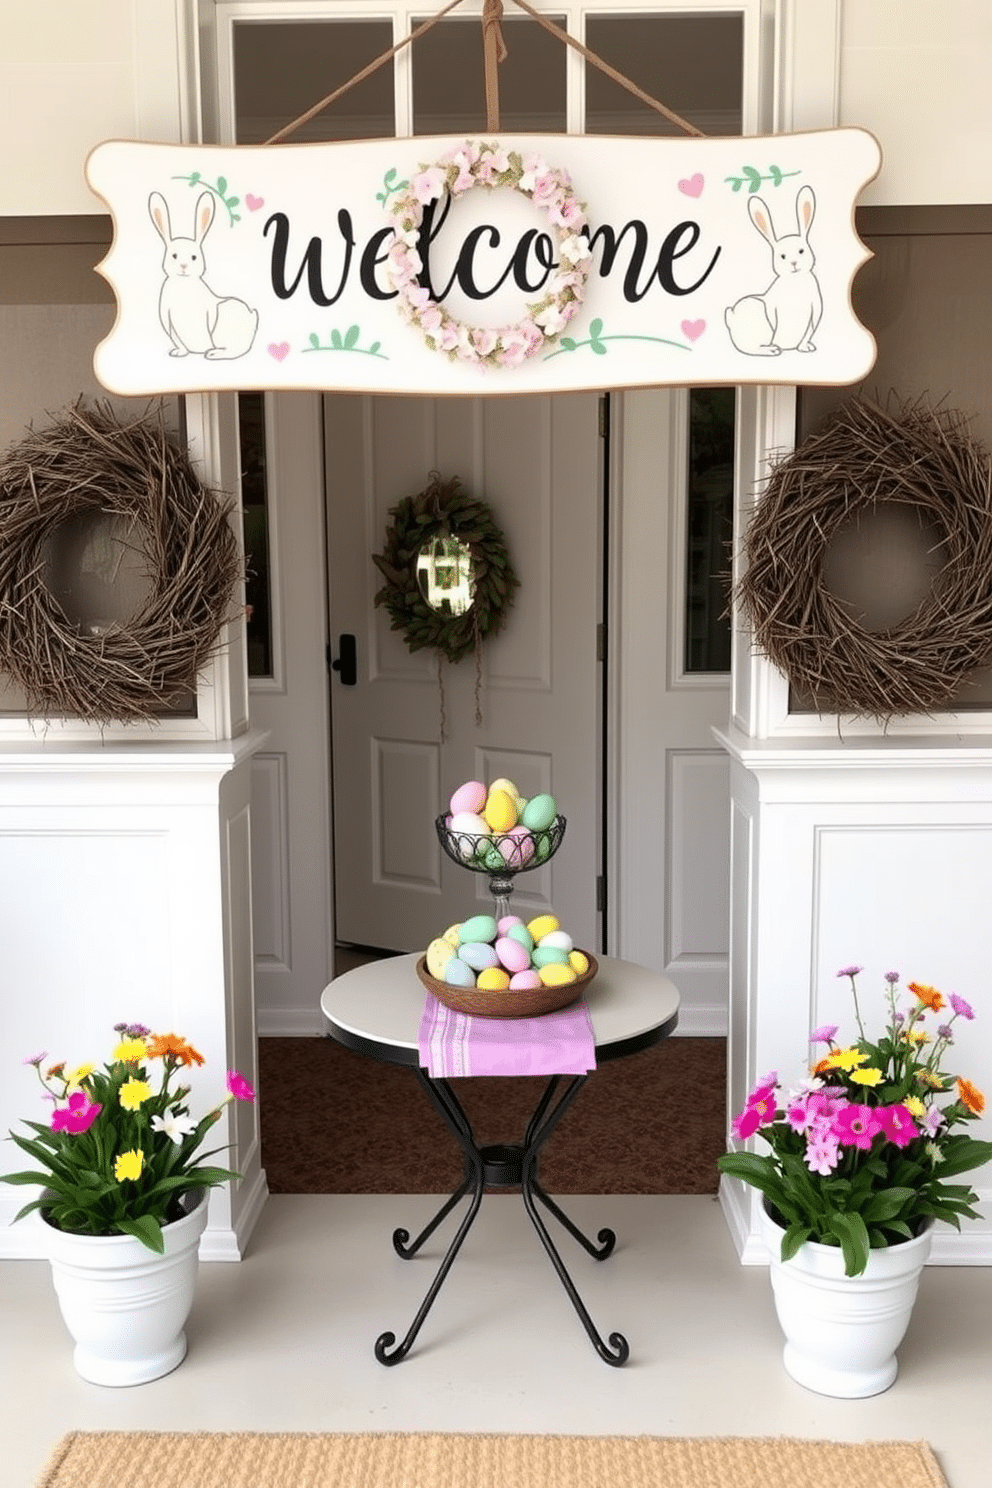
[412,17,566,134]
[685,388,734,674]
[238,392,273,678]
[233,21,395,142]
[585,15,742,136]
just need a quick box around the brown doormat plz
[36,1431,948,1488]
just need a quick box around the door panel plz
[325,393,602,953]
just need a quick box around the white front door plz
[324,392,603,954]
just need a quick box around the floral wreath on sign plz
[385,141,592,368]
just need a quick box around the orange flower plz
[957,1078,986,1115]
[145,1033,205,1067]
[908,981,945,1012]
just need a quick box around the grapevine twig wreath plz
[0,401,242,724]
[736,396,992,719]
[385,140,592,367]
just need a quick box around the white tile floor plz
[2,1195,989,1488]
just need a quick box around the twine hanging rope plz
[264,0,703,146]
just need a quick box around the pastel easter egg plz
[482,843,506,872]
[426,937,454,980]
[538,962,578,988]
[569,950,590,975]
[495,936,531,974]
[477,966,511,991]
[533,945,569,968]
[539,929,574,954]
[459,914,498,945]
[459,941,499,972]
[488,777,520,802]
[496,825,536,868]
[534,832,553,863]
[527,913,560,943]
[450,780,487,815]
[507,923,534,953]
[442,924,462,949]
[509,969,542,990]
[443,957,477,988]
[498,914,524,934]
[484,787,518,833]
[521,793,556,831]
[449,810,489,857]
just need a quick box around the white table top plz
[320,953,680,1067]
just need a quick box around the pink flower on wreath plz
[547,195,586,230]
[877,1103,919,1148]
[412,167,447,205]
[475,148,510,183]
[471,327,499,358]
[51,1090,102,1135]
[833,1103,882,1150]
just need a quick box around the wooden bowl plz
[415,953,598,1019]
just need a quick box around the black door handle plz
[330,633,357,686]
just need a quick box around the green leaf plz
[743,165,762,192]
[828,1210,871,1276]
[769,164,783,186]
[726,177,743,192]
[330,328,343,349]
[217,176,228,196]
[369,342,381,356]
[932,1139,992,1177]
[227,196,240,209]
[859,1186,916,1223]
[559,337,576,352]
[589,318,603,340]
[385,168,397,184]
[591,341,607,356]
[780,1222,812,1261]
[309,333,320,349]
[189,171,201,185]
[116,1214,165,1254]
[344,325,360,349]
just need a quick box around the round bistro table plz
[320,952,679,1368]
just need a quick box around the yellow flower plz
[907,1030,931,1045]
[917,1070,944,1091]
[904,1095,927,1117]
[114,1149,144,1181]
[850,1067,884,1086]
[65,1064,94,1087]
[113,1038,148,1064]
[825,1046,868,1072]
[119,1078,152,1111]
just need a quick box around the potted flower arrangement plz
[718,967,991,1398]
[1,1023,256,1386]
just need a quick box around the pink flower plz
[50,1090,102,1135]
[922,1105,946,1137]
[950,993,975,1020]
[227,1071,255,1102]
[804,1135,840,1175]
[412,167,447,204]
[833,1103,882,1150]
[809,1024,838,1044]
[471,327,499,357]
[877,1103,918,1148]
[748,1072,778,1104]
[731,1105,765,1140]
[837,964,863,979]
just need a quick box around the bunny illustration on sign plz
[148,191,258,359]
[724,185,822,356]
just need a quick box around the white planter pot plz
[759,1201,933,1399]
[41,1189,208,1386]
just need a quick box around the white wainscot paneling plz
[249,753,290,970]
[373,738,442,889]
[717,730,992,1267]
[666,749,731,1035]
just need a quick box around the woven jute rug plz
[36,1431,948,1488]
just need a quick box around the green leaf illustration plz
[743,165,762,192]
[559,336,577,352]
[217,176,228,196]
[344,324,360,349]
[385,167,397,184]
[369,341,381,356]
[769,164,783,186]
[726,177,743,192]
[589,318,603,340]
[227,196,240,209]
[309,333,320,349]
[189,171,201,186]
[330,329,343,349]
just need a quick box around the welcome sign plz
[86,129,881,397]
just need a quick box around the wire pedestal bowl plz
[435,813,566,919]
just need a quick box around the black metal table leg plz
[374,1065,629,1367]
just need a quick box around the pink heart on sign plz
[246,193,265,211]
[678,173,704,198]
[267,342,290,362]
[681,319,706,342]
